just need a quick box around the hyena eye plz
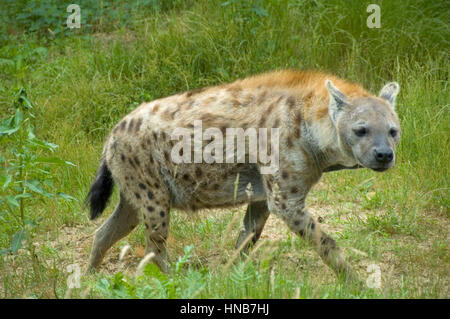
[353,127,367,137]
[389,128,398,138]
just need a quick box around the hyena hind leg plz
[141,192,172,274]
[235,201,270,254]
[88,193,140,270]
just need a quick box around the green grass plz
[0,0,448,298]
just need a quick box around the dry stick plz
[119,244,132,273]
[119,244,131,261]
[220,172,242,247]
[233,173,240,202]
[221,211,241,249]
[135,252,155,277]
[223,231,254,271]
[220,173,242,249]
[270,267,275,296]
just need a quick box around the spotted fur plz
[87,69,401,282]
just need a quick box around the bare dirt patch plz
[25,199,448,298]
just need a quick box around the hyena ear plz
[325,79,350,124]
[379,82,400,109]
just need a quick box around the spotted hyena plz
[86,70,400,281]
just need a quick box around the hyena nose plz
[374,148,394,163]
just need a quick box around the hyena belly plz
[105,117,266,212]
[164,163,266,210]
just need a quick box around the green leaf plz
[0,113,20,136]
[43,179,54,187]
[4,193,32,210]
[33,47,48,58]
[19,95,33,109]
[10,229,26,253]
[24,219,38,228]
[13,108,23,128]
[34,157,75,166]
[175,245,194,273]
[5,195,19,208]
[251,6,268,17]
[28,138,58,151]
[143,263,167,281]
[57,192,77,201]
[96,278,111,292]
[23,180,43,194]
[14,193,33,200]
[0,116,13,131]
[2,174,12,189]
[0,58,15,68]
[27,125,36,140]
[24,180,54,197]
[36,168,51,175]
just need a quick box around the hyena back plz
[86,70,400,280]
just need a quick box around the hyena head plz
[326,79,401,172]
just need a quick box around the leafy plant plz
[93,245,204,298]
[0,88,75,256]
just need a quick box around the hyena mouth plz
[356,158,390,173]
[355,156,394,172]
[372,166,390,172]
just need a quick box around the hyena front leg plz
[283,207,356,282]
[262,170,358,283]
[235,201,270,254]
[88,193,140,270]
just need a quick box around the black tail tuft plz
[85,161,114,220]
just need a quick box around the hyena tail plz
[85,160,114,220]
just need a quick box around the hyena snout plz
[369,146,395,172]
[373,147,394,164]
